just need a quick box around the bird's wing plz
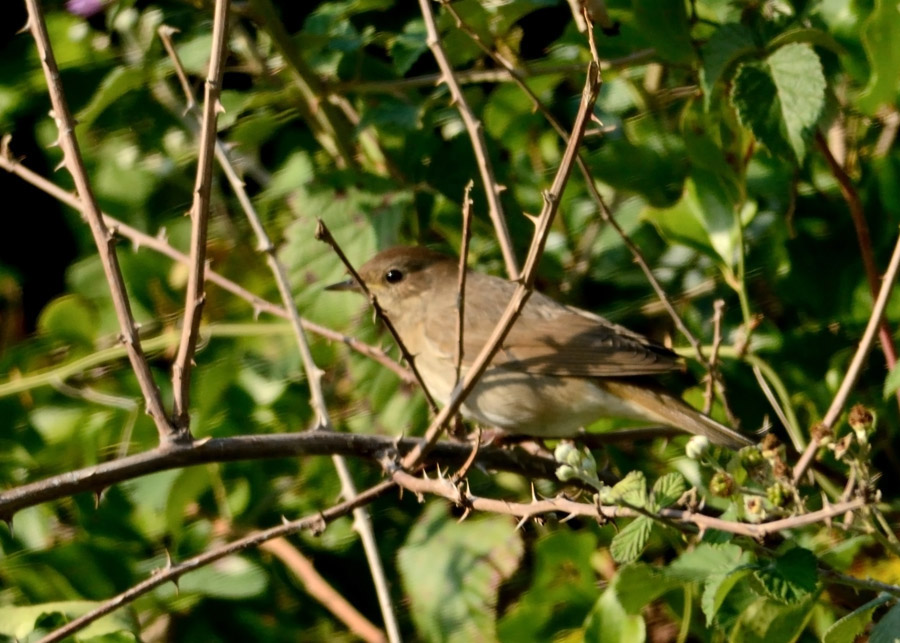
[424,272,682,377]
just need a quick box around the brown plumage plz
[330,246,752,449]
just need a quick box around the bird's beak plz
[324,278,360,292]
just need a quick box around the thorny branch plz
[170,0,230,432]
[417,0,519,279]
[22,0,176,443]
[793,227,900,484]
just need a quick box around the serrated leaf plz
[871,602,900,643]
[731,43,825,163]
[824,593,893,643]
[753,547,818,604]
[732,62,791,159]
[884,362,900,399]
[857,0,900,114]
[609,470,649,508]
[497,530,598,639]
[610,517,653,564]
[398,502,522,642]
[767,43,826,162]
[584,588,647,643]
[732,594,817,642]
[700,23,759,101]
[652,472,687,508]
[613,563,680,614]
[668,543,748,581]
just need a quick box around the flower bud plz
[686,435,710,460]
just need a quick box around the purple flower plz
[66,0,105,18]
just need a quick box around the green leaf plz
[37,295,98,349]
[884,362,900,399]
[666,542,755,624]
[753,547,818,604]
[652,472,687,509]
[610,517,653,564]
[497,530,599,640]
[398,502,522,642]
[767,43,826,163]
[701,567,752,626]
[824,593,893,643]
[700,23,759,101]
[731,62,791,159]
[731,43,826,163]
[77,66,146,128]
[632,0,694,64]
[857,0,900,114]
[687,168,739,266]
[732,594,817,642]
[0,601,135,639]
[607,470,648,508]
[668,543,749,581]
[583,587,647,643]
[158,556,267,600]
[643,197,717,259]
[613,563,680,614]
[391,19,427,75]
[871,602,900,643]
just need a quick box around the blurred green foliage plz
[1,0,900,640]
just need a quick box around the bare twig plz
[399,63,602,471]
[21,1,175,443]
[752,365,790,436]
[260,539,386,643]
[331,52,654,94]
[793,228,900,483]
[816,131,899,397]
[158,26,196,112]
[171,0,230,432]
[417,0,518,279]
[455,180,474,385]
[316,219,440,414]
[37,481,397,643]
[704,299,725,415]
[0,151,413,384]
[452,426,482,482]
[874,107,900,158]
[389,468,868,539]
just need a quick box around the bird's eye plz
[385,269,404,284]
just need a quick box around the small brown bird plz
[328,246,751,449]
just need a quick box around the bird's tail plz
[599,379,754,449]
